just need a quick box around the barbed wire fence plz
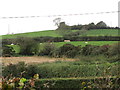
[0,11,119,19]
[0,10,119,35]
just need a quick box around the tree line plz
[2,37,120,58]
[53,19,119,30]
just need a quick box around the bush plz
[2,62,39,79]
[108,43,120,56]
[2,45,15,57]
[57,44,80,58]
[2,62,26,77]
[38,43,56,56]
[80,45,96,56]
[16,37,39,55]
[25,65,39,79]
[2,39,13,45]
[2,75,120,89]
[35,77,120,89]
[2,59,120,79]
[90,45,110,56]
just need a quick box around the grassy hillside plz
[1,30,62,39]
[83,29,119,36]
[1,29,119,39]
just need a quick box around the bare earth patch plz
[1,56,75,65]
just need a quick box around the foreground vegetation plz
[3,55,120,78]
[2,55,120,89]
[1,74,120,89]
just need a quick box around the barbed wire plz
[1,11,119,19]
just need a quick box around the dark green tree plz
[96,21,107,29]
[16,37,39,55]
[38,42,56,56]
[57,22,71,30]
[88,22,96,29]
[2,45,15,57]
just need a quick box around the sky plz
[0,0,119,35]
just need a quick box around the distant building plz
[85,42,88,44]
[64,40,70,42]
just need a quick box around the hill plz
[1,29,119,39]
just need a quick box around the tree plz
[88,22,96,29]
[57,22,71,30]
[53,18,61,28]
[81,25,89,30]
[96,21,107,29]
[55,22,72,37]
[2,45,15,57]
[38,42,56,56]
[58,44,79,58]
[16,37,39,55]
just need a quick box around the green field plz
[54,41,118,47]
[1,29,119,39]
[1,30,62,39]
[10,41,118,53]
[83,29,119,36]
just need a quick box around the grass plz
[3,55,119,78]
[10,41,118,53]
[54,41,118,47]
[8,45,20,53]
[1,29,119,39]
[1,30,62,39]
[83,29,119,36]
[29,56,120,78]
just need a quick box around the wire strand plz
[1,11,119,19]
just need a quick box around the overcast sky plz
[0,0,119,35]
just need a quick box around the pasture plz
[54,41,118,47]
[1,29,119,39]
[9,41,118,53]
[83,29,119,36]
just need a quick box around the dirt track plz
[1,56,75,65]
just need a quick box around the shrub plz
[25,65,39,79]
[2,45,15,57]
[80,45,96,56]
[35,77,120,89]
[2,59,120,79]
[38,43,56,56]
[2,62,39,79]
[2,39,13,45]
[16,37,39,55]
[2,62,26,77]
[2,74,120,89]
[57,44,80,58]
[108,43,120,56]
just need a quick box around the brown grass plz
[1,56,75,65]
